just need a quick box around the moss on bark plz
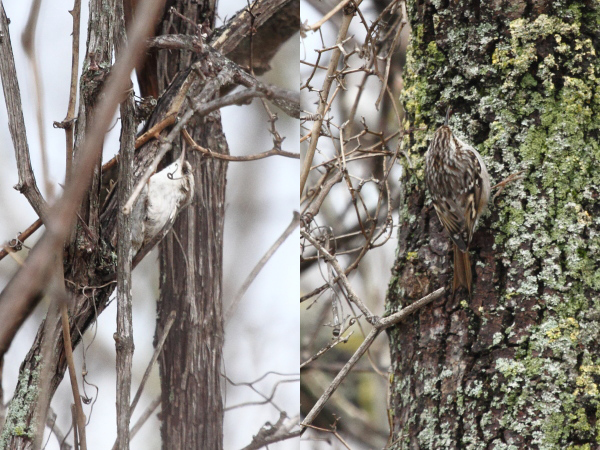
[387,1,600,448]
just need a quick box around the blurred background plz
[300,0,409,448]
[0,1,298,448]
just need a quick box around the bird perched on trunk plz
[425,109,490,295]
[131,147,195,258]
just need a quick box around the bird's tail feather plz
[453,244,472,295]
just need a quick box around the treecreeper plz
[425,108,491,295]
[129,146,195,256]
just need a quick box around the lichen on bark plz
[0,367,40,448]
[387,1,600,448]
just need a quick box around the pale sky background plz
[0,1,298,449]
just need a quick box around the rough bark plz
[387,1,600,448]
[151,2,227,447]
[114,0,137,446]
[0,0,117,447]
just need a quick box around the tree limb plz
[0,2,47,219]
[0,0,164,411]
[300,287,445,430]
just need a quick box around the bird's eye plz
[182,164,190,175]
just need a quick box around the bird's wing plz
[433,198,468,252]
[463,147,489,245]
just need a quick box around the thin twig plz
[183,129,299,161]
[60,300,88,449]
[129,396,161,440]
[300,330,353,369]
[303,0,353,32]
[0,218,43,261]
[303,423,351,449]
[374,13,406,110]
[71,404,79,450]
[226,212,300,321]
[21,0,53,199]
[133,114,176,149]
[241,413,301,450]
[300,3,361,196]
[300,287,445,430]
[301,229,376,324]
[46,407,72,450]
[129,311,176,414]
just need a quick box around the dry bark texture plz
[154,2,227,447]
[386,1,600,448]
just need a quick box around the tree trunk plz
[387,1,600,448]
[153,1,227,448]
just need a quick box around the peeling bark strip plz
[387,1,600,449]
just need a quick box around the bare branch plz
[301,287,445,430]
[184,129,299,161]
[300,229,376,324]
[54,0,82,183]
[114,0,137,446]
[60,300,88,450]
[300,3,361,196]
[226,212,300,321]
[0,0,164,368]
[0,2,47,218]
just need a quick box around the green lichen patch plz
[389,1,600,448]
[0,367,41,448]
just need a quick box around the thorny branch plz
[300,2,361,196]
[301,287,445,430]
[301,229,376,324]
[300,0,411,444]
[241,413,301,450]
[0,2,47,219]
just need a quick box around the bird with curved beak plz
[131,147,195,255]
